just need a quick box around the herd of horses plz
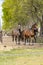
[12,23,38,45]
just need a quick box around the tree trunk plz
[40,14,43,36]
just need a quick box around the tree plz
[2,0,30,31]
[2,0,43,35]
[25,0,43,36]
[30,0,43,36]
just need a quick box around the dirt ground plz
[0,35,43,51]
[0,43,43,51]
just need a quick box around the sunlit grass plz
[0,48,43,65]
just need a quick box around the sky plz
[0,0,4,29]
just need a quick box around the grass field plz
[0,48,43,65]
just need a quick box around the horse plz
[17,28,34,45]
[18,23,38,45]
[21,29,34,45]
[11,30,20,44]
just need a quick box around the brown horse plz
[21,29,34,45]
[20,23,38,45]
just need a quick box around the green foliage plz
[2,0,43,31]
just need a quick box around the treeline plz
[2,0,43,34]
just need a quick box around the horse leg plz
[34,36,36,43]
[12,35,14,42]
[22,37,24,41]
[0,37,2,43]
[18,35,20,45]
[24,36,26,45]
[24,38,26,45]
[27,37,28,43]
[15,36,17,44]
[29,36,31,45]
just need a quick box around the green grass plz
[0,48,43,65]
